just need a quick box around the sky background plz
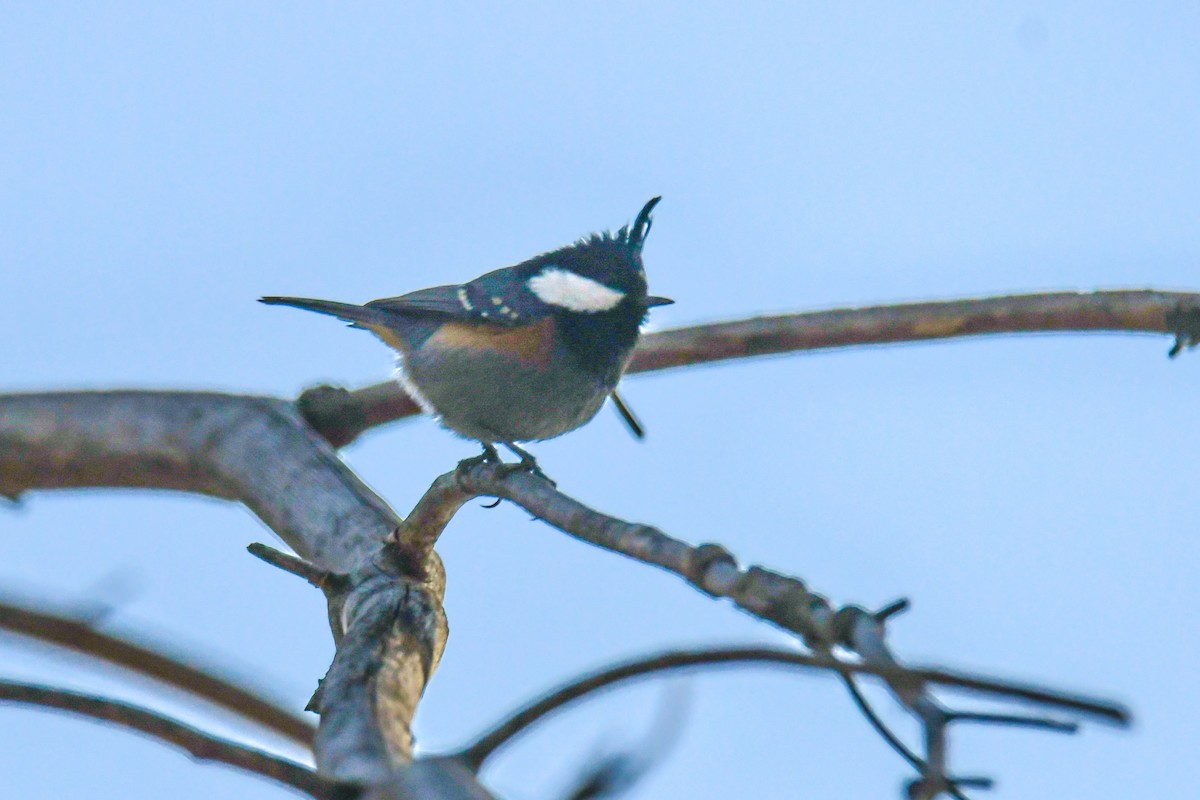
[2,2,1198,798]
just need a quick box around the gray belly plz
[399,345,612,443]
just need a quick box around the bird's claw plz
[496,442,556,486]
[457,442,556,486]
[457,443,501,472]
[494,458,555,486]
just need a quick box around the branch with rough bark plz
[0,390,449,794]
[380,462,1126,797]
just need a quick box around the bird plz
[261,197,672,471]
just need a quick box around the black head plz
[520,196,671,317]
[512,197,671,379]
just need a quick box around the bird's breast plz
[424,317,558,369]
[399,316,616,442]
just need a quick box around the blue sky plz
[2,3,1198,797]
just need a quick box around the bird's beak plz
[645,296,674,308]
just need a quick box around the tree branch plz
[0,391,404,570]
[0,390,450,792]
[4,286,1163,799]
[396,462,1128,796]
[295,289,1200,446]
[0,592,315,747]
[457,646,1123,770]
[0,680,338,799]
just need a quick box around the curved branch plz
[457,646,1123,770]
[296,289,1200,446]
[0,680,337,798]
[0,391,404,571]
[0,593,315,747]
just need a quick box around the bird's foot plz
[457,443,501,472]
[497,442,556,486]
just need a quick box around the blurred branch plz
[296,289,1200,446]
[457,646,1123,771]
[0,680,338,799]
[0,592,315,747]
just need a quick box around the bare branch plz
[0,680,338,799]
[387,471,476,577]
[248,542,342,591]
[295,289,1200,446]
[394,462,1128,797]
[0,592,315,747]
[628,289,1197,372]
[0,391,409,571]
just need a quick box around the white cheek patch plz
[527,267,625,313]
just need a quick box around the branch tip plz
[296,384,367,448]
[247,543,338,590]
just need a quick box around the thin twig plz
[947,711,1078,733]
[556,686,689,800]
[0,680,337,798]
[248,543,341,591]
[839,675,925,772]
[296,289,1200,446]
[0,593,315,747]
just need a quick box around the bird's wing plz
[367,284,473,316]
[367,266,547,328]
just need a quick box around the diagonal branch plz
[296,289,1200,446]
[0,592,315,747]
[395,462,1129,796]
[0,680,338,799]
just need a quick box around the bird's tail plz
[259,296,385,327]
